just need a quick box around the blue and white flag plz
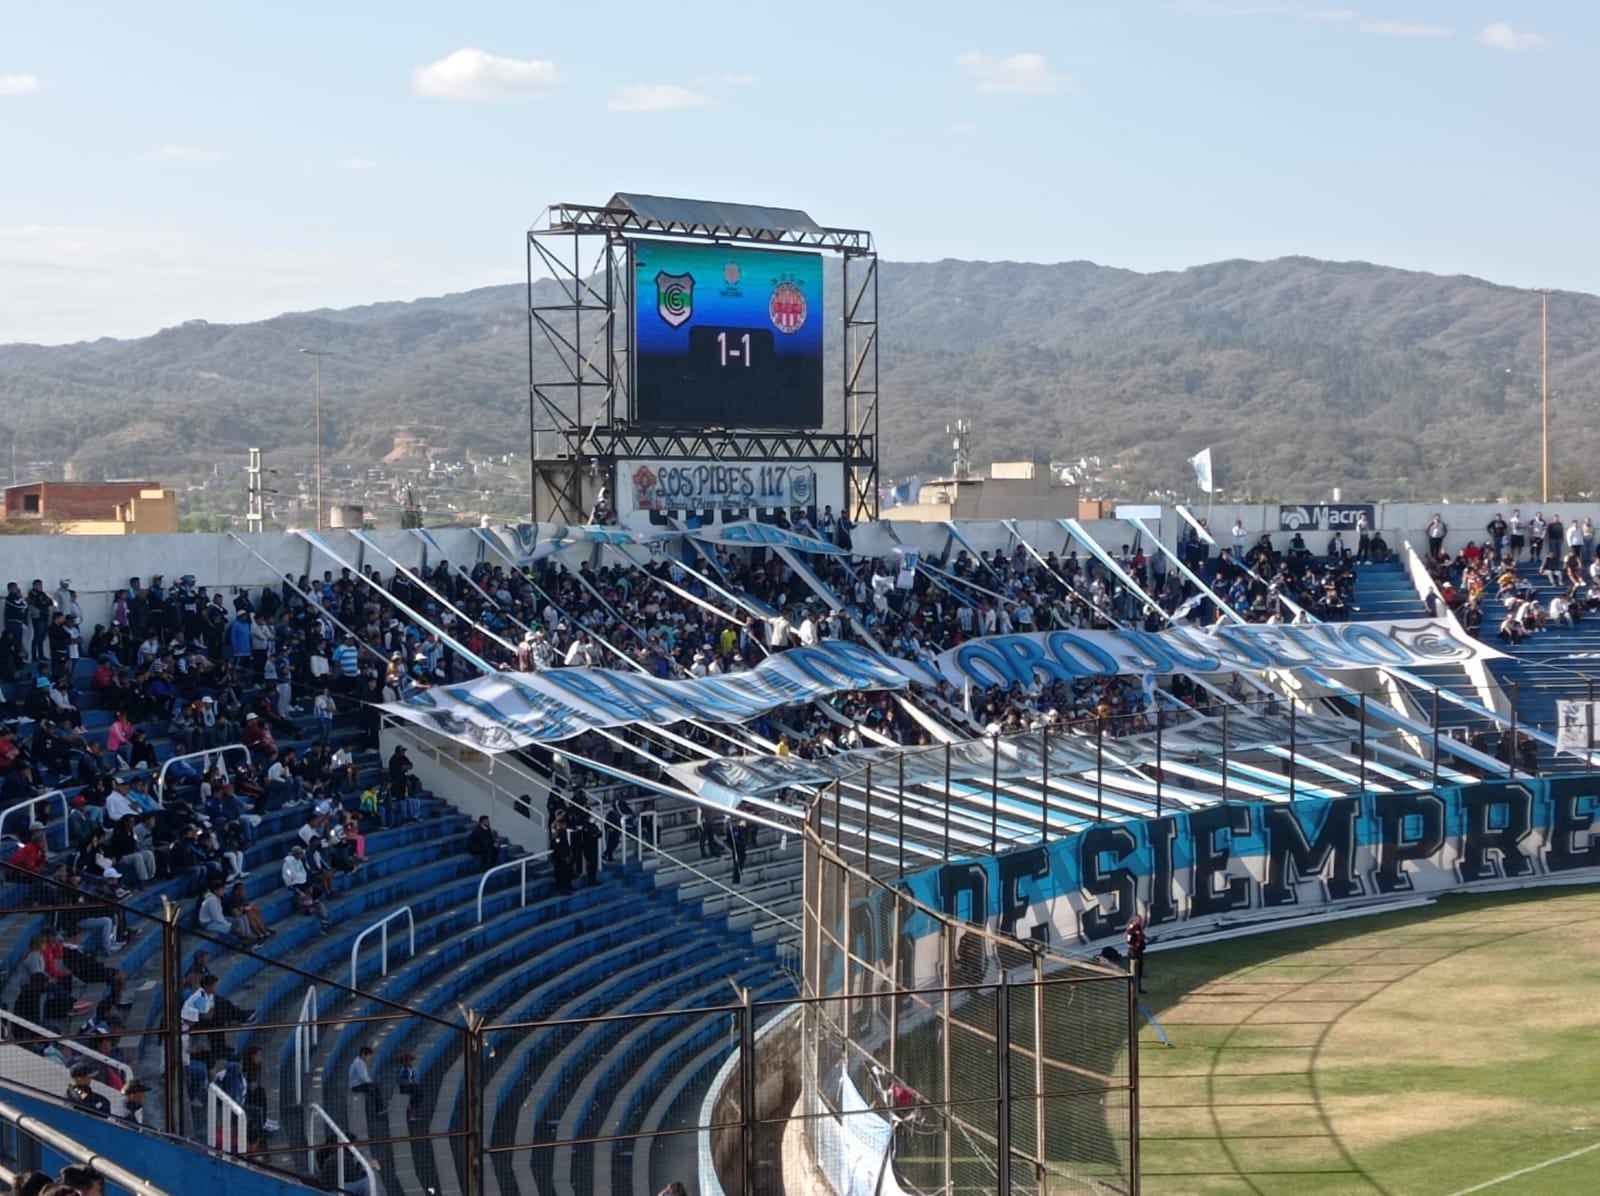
[1188,447,1215,494]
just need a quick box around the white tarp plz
[381,619,1494,753]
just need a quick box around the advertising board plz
[618,458,845,521]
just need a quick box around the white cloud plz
[721,72,758,86]
[142,145,223,163]
[1476,22,1550,51]
[0,224,520,345]
[608,83,712,112]
[341,157,380,171]
[951,120,977,137]
[957,51,1069,95]
[1359,20,1451,37]
[411,48,563,100]
[1303,8,1355,22]
[0,73,43,96]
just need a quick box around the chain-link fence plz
[802,801,1139,1196]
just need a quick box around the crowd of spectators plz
[1422,510,1600,643]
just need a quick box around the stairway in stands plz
[1474,554,1600,768]
[1355,548,1600,770]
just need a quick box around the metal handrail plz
[307,1102,379,1195]
[156,742,250,800]
[292,984,319,1104]
[383,717,549,830]
[207,1080,247,1154]
[475,853,548,923]
[615,802,803,935]
[0,788,67,852]
[350,906,415,989]
[0,1008,134,1088]
[0,1094,174,1195]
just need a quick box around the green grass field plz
[1137,886,1600,1196]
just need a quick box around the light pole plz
[1541,290,1550,503]
[299,349,332,531]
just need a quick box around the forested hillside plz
[2,256,1594,502]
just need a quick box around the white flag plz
[1188,447,1215,494]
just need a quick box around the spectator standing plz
[1425,513,1447,561]
[349,1044,387,1123]
[1126,915,1149,994]
[26,579,54,664]
[465,815,499,872]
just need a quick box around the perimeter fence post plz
[943,742,952,860]
[1220,701,1230,803]
[1033,952,1047,1188]
[461,1007,486,1196]
[740,985,757,1193]
[1095,722,1105,821]
[1588,677,1596,762]
[1432,687,1441,788]
[1288,701,1297,802]
[1509,682,1519,780]
[1127,969,1142,1195]
[1359,689,1368,793]
[834,779,842,853]
[1155,709,1164,816]
[864,763,874,874]
[996,975,1013,1195]
[942,930,955,1195]
[1040,724,1050,843]
[991,734,1001,852]
[897,753,906,879]
[159,898,184,1137]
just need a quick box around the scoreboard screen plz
[632,240,824,428]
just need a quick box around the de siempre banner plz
[870,777,1600,986]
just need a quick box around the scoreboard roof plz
[608,193,825,237]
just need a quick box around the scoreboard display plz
[632,240,824,428]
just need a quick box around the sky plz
[0,0,1593,344]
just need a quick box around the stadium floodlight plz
[299,349,333,531]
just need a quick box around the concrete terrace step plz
[509,956,782,1196]
[594,974,795,1196]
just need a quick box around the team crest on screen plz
[769,282,807,334]
[723,262,741,286]
[655,271,694,327]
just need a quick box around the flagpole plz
[1206,456,1215,534]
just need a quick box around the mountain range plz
[1,256,1595,503]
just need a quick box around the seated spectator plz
[60,924,132,1011]
[241,712,276,759]
[6,828,51,894]
[225,881,273,941]
[282,845,333,931]
[198,877,258,946]
[264,749,306,810]
[304,835,337,895]
[107,814,155,887]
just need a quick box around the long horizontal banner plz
[691,519,847,556]
[478,522,672,566]
[380,641,931,750]
[384,619,1491,751]
[670,713,1364,805]
[932,619,1500,689]
[879,776,1600,980]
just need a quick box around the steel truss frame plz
[527,200,879,525]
